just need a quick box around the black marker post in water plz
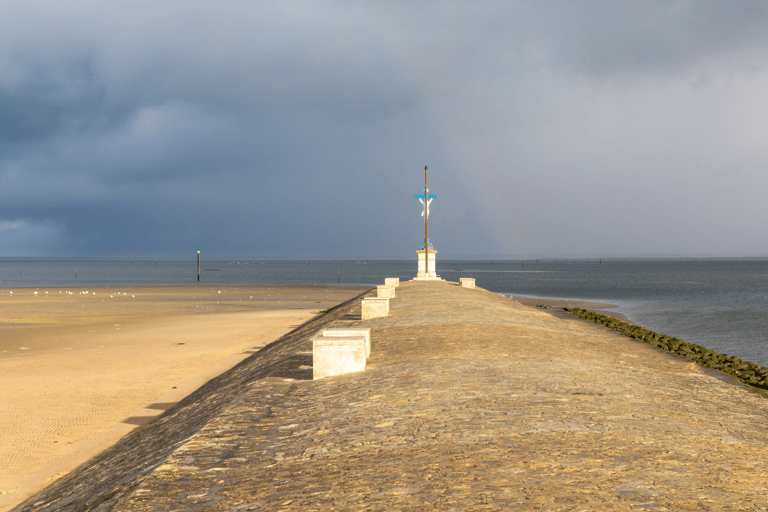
[197,247,201,282]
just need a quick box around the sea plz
[2,258,767,367]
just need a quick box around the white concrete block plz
[323,328,371,358]
[377,285,395,298]
[384,278,400,287]
[313,336,367,379]
[415,250,441,280]
[460,278,476,289]
[362,297,389,319]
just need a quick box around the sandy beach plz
[0,284,367,511]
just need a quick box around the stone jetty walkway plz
[16,281,768,511]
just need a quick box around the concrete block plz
[323,328,371,358]
[313,336,367,379]
[384,278,400,287]
[415,249,441,280]
[377,285,396,298]
[362,297,389,319]
[460,278,476,289]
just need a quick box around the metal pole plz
[197,248,200,282]
[424,165,428,277]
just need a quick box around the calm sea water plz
[2,258,767,366]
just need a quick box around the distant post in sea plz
[197,247,201,282]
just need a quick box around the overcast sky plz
[3,1,768,258]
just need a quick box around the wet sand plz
[0,284,367,511]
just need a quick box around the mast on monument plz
[414,166,440,280]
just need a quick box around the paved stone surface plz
[16,281,768,511]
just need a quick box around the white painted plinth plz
[323,327,371,357]
[414,249,441,280]
[377,285,396,298]
[313,336,367,379]
[385,277,400,287]
[362,297,389,319]
[460,278,476,288]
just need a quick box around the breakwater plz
[13,281,768,510]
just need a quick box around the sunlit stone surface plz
[312,336,366,380]
[323,327,371,358]
[361,297,389,319]
[376,285,395,298]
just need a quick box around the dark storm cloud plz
[370,0,768,256]
[0,1,452,257]
[3,1,768,257]
[544,1,768,79]
[0,88,63,142]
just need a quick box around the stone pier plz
[16,281,768,511]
